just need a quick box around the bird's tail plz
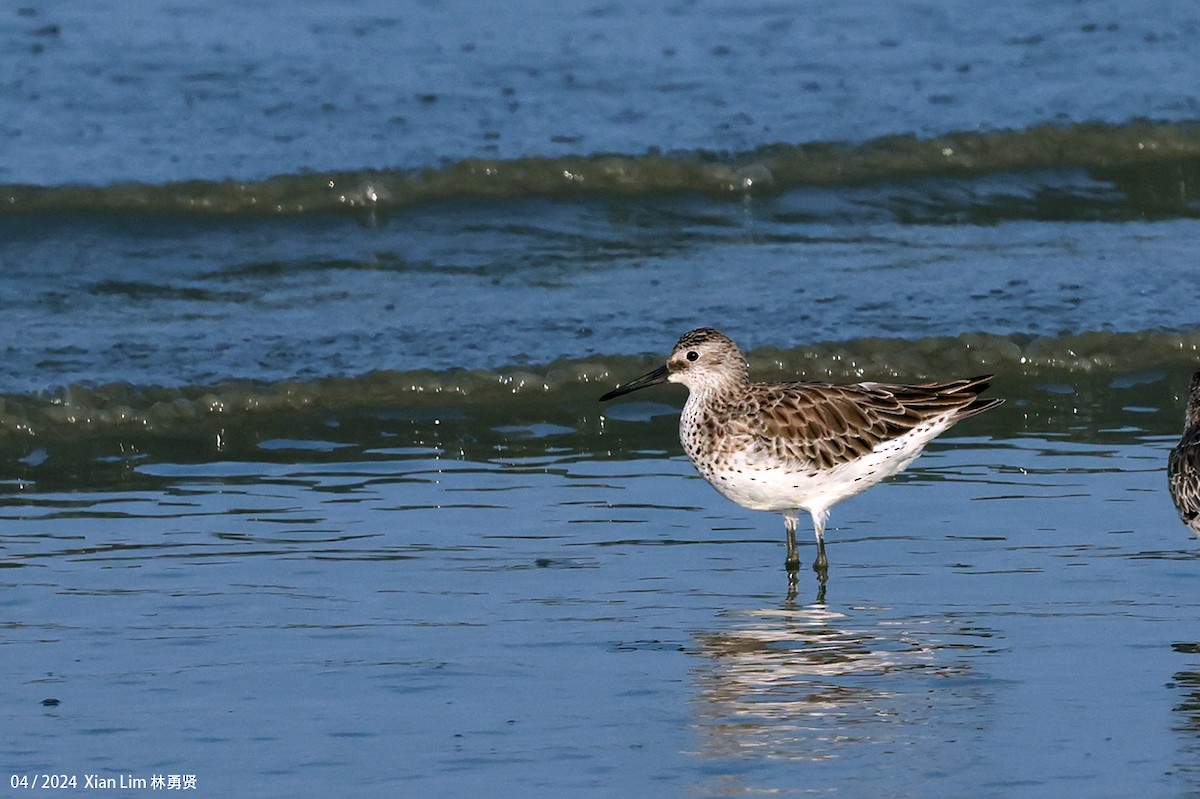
[918,374,1004,419]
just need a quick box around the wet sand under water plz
[2,401,1198,798]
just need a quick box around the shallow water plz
[6,0,1199,185]
[3,205,1200,399]
[2,394,1198,797]
[5,0,1200,795]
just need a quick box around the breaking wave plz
[3,120,1200,221]
[2,328,1197,441]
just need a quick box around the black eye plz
[686,350,699,361]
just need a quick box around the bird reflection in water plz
[690,601,996,765]
[1171,642,1200,785]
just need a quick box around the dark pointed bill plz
[598,365,669,401]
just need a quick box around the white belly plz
[693,420,951,514]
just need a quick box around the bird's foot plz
[812,541,829,582]
[812,557,829,581]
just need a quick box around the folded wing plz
[734,376,1000,471]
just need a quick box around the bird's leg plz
[811,507,830,580]
[783,510,800,572]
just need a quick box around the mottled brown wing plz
[1168,432,1200,527]
[731,379,994,471]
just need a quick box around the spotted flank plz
[1168,371,1200,533]
[600,327,1003,575]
